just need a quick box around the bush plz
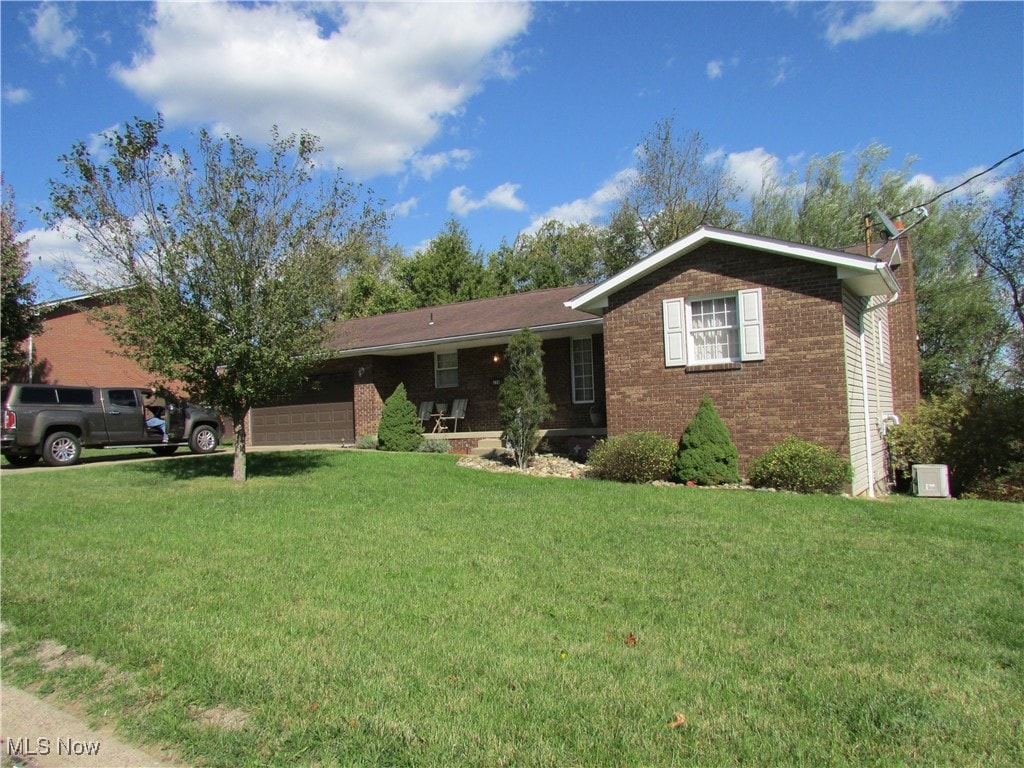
[587,431,676,484]
[416,439,451,454]
[673,396,740,485]
[885,388,1024,497]
[354,434,378,450]
[749,437,852,494]
[499,328,555,469]
[377,383,423,452]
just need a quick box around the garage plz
[251,371,354,446]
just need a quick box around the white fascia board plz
[335,317,603,357]
[566,226,898,311]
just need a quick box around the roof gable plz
[566,226,899,314]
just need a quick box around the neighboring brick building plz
[22,227,919,495]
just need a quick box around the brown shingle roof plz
[330,284,600,354]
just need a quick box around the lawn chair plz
[440,398,467,432]
[417,401,434,431]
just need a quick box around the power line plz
[894,148,1024,219]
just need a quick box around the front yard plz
[1,451,1020,766]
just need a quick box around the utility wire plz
[894,148,1024,219]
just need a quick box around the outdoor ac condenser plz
[912,464,950,498]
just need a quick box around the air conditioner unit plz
[912,464,950,498]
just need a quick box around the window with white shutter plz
[662,288,765,367]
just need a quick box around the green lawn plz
[1,451,1021,767]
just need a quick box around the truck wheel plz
[189,425,219,455]
[152,446,179,457]
[4,452,40,468]
[43,431,81,467]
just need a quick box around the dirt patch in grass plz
[190,704,251,732]
[32,640,116,675]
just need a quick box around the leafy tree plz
[912,201,1011,394]
[377,383,423,452]
[398,218,492,307]
[1,179,41,380]
[970,163,1024,382]
[498,328,554,469]
[673,395,740,485]
[622,117,741,251]
[45,116,387,481]
[598,201,646,278]
[509,220,601,290]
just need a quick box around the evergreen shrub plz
[749,437,852,494]
[587,431,676,484]
[377,383,423,452]
[673,396,740,485]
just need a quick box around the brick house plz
[23,226,919,495]
[566,226,919,496]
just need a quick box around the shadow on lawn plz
[130,450,334,480]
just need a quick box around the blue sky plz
[3,1,1022,301]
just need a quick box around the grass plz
[1,450,1021,767]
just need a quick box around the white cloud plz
[448,182,527,216]
[724,148,782,195]
[524,168,636,235]
[2,87,31,105]
[23,224,93,284]
[113,1,531,178]
[391,197,419,218]
[29,2,79,60]
[410,149,475,181]
[706,59,724,80]
[771,56,793,86]
[825,1,958,45]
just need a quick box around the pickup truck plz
[1,383,224,468]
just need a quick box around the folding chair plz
[417,401,434,431]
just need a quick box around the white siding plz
[842,288,895,496]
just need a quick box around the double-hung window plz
[663,288,764,367]
[435,351,459,388]
[571,336,595,404]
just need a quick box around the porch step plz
[470,437,505,459]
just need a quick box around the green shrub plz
[886,389,1024,498]
[354,434,378,450]
[416,439,451,454]
[499,328,555,469]
[377,383,423,452]
[673,396,740,485]
[749,437,852,494]
[587,431,676,484]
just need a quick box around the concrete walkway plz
[1,685,184,768]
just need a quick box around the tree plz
[377,383,423,452]
[509,220,602,290]
[45,116,387,481]
[398,218,491,307]
[970,163,1024,381]
[622,117,741,251]
[672,395,740,485]
[1,179,42,380]
[498,328,554,469]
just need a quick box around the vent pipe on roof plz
[429,312,434,326]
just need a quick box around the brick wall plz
[28,302,158,387]
[887,236,921,416]
[603,242,852,476]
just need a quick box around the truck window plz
[18,387,58,404]
[108,390,138,408]
[57,388,95,405]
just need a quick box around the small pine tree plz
[673,395,740,485]
[499,328,555,469]
[377,383,423,452]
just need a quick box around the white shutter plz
[663,297,686,367]
[738,288,765,361]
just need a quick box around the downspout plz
[27,334,34,383]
